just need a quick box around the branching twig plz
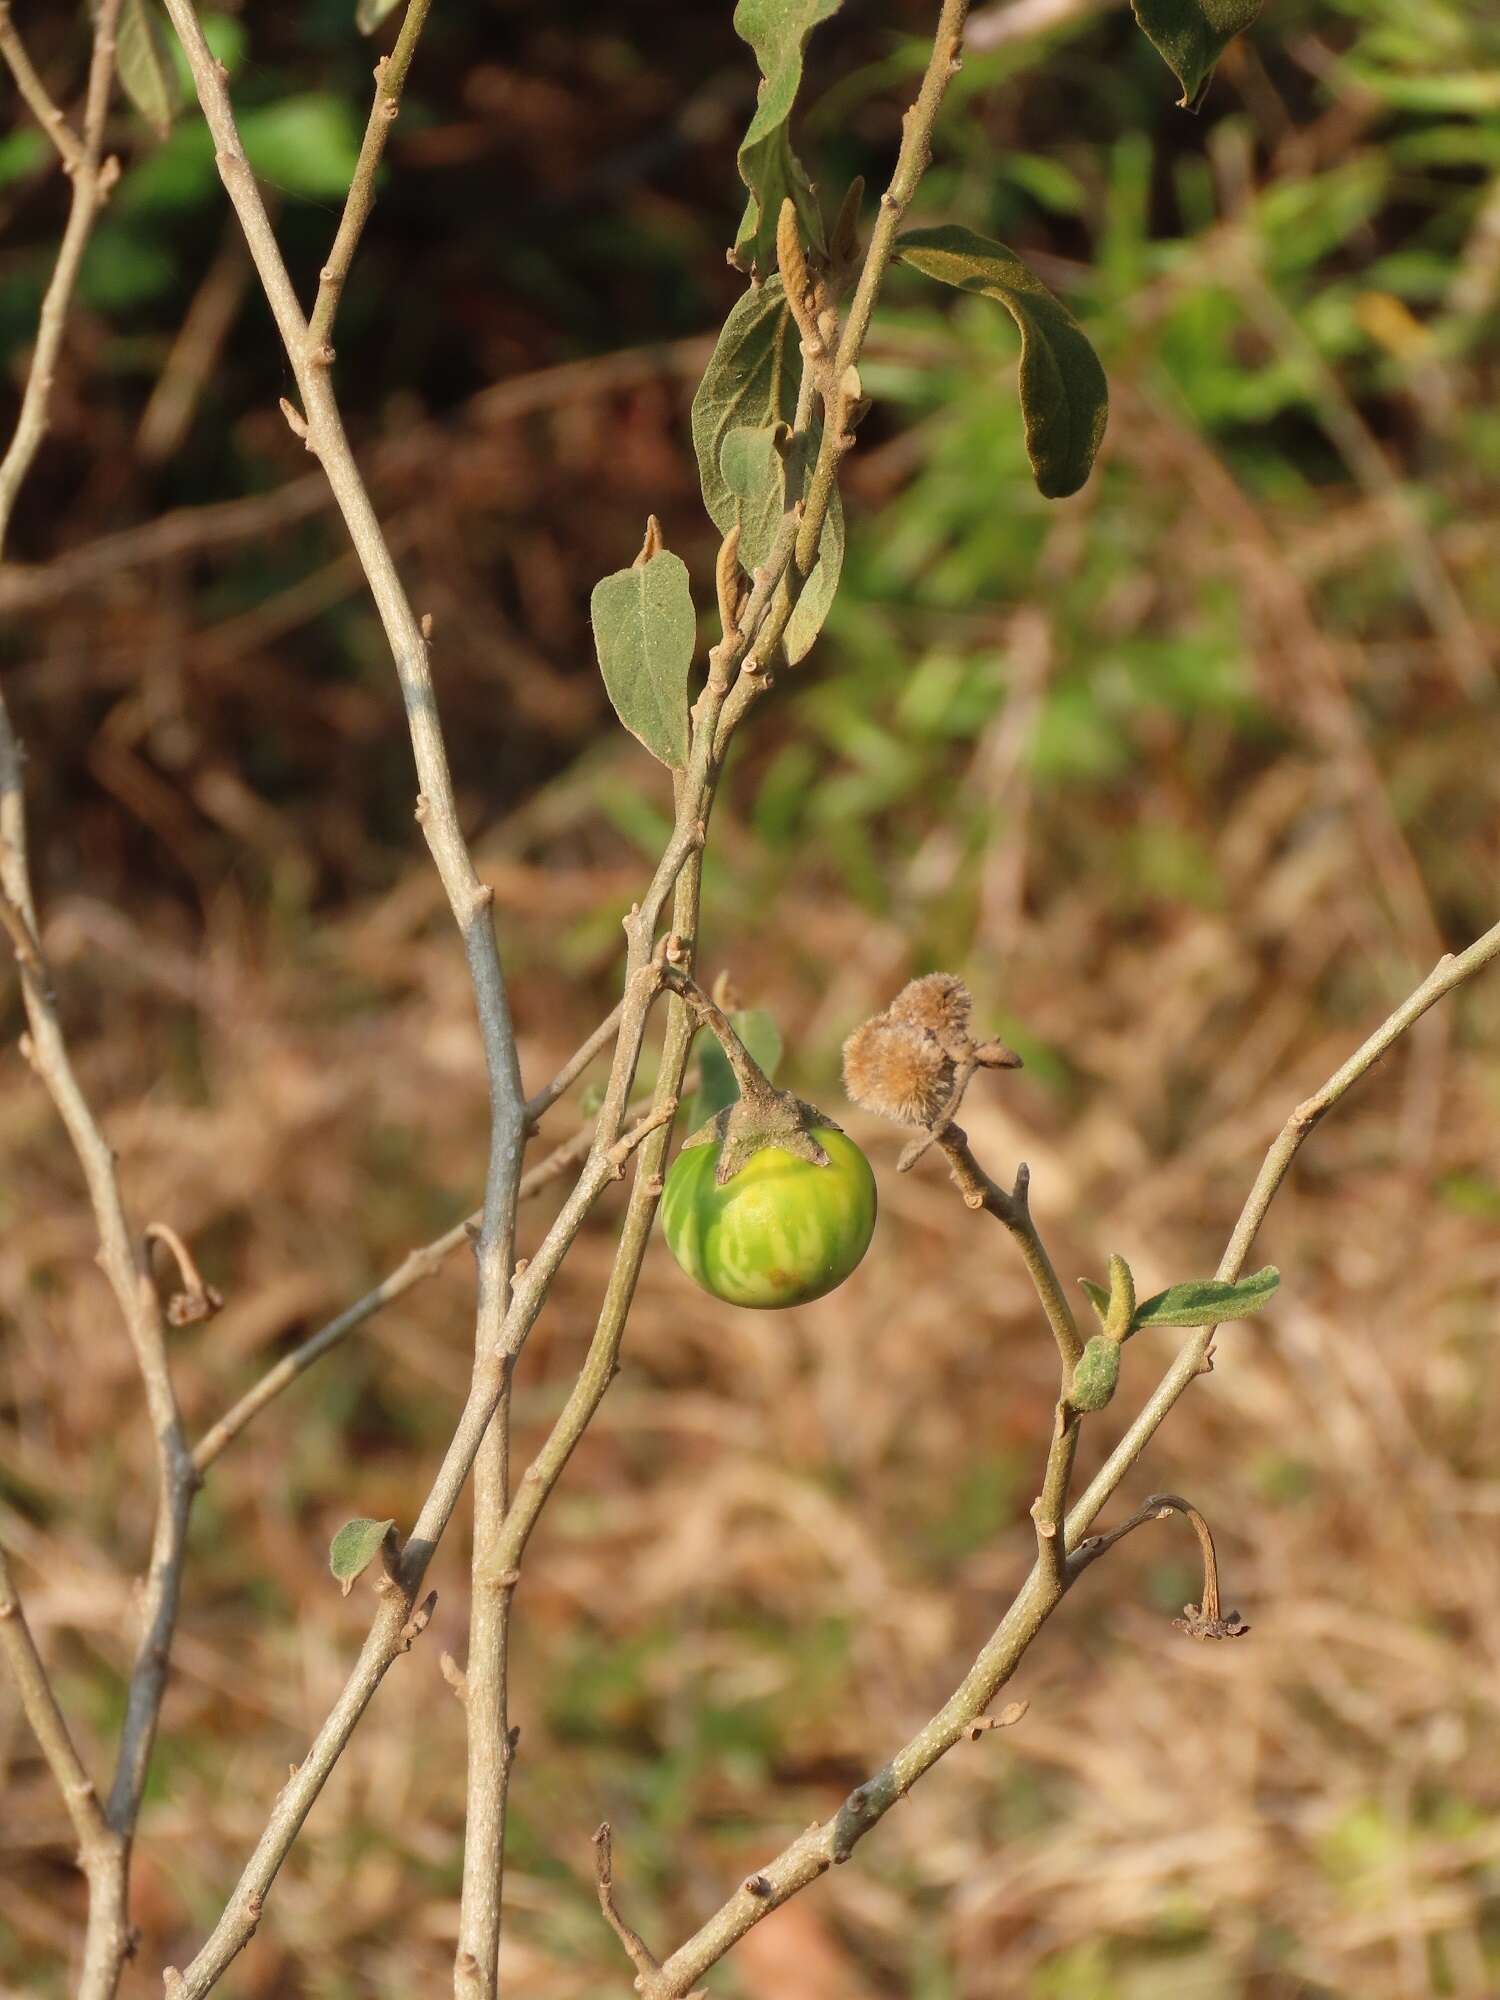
[190,1097,643,1473]
[635,917,1500,1996]
[0,1543,121,1960]
[307,0,433,347]
[0,3,82,170]
[1068,1493,1248,1639]
[0,16,202,1997]
[592,1823,661,1985]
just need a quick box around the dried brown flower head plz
[842,1016,955,1127]
[888,972,972,1046]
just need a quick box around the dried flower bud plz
[842,1016,955,1127]
[888,972,972,1045]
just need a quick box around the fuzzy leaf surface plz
[1133,1265,1280,1330]
[731,0,841,275]
[691,278,843,661]
[116,0,182,136]
[329,1517,395,1596]
[1129,0,1261,107]
[894,223,1108,499]
[589,550,695,768]
[356,0,405,29]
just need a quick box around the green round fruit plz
[661,1127,877,1310]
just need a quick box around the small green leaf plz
[691,280,844,663]
[1133,1265,1280,1331]
[1079,1276,1111,1325]
[894,224,1108,499]
[356,0,405,31]
[687,1009,783,1129]
[1129,0,1261,109]
[731,0,842,276]
[115,0,182,137]
[329,1517,396,1596]
[721,422,789,572]
[589,550,695,769]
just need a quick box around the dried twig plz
[592,1823,661,1984]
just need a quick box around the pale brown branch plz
[644,916,1500,1996]
[524,1001,625,1127]
[1066,915,1500,1549]
[0,0,120,553]
[0,1,82,168]
[0,1540,116,1875]
[308,0,434,347]
[592,1823,661,1984]
[191,1097,643,1473]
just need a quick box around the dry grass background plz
[4,2,1500,1996]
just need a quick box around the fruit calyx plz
[684,1085,840,1185]
[664,962,840,1185]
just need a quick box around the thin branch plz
[0,2,82,169]
[191,1104,637,1474]
[639,916,1500,1996]
[793,0,971,580]
[308,0,434,347]
[932,1136,1083,1372]
[592,1823,661,1985]
[1067,1492,1248,1639]
[524,1001,625,1127]
[0,1540,115,1874]
[0,15,197,1996]
[0,1,119,552]
[1065,915,1500,1549]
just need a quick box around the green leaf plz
[731,0,842,277]
[115,0,183,137]
[356,0,405,31]
[690,278,844,663]
[1129,0,1261,109]
[1133,1266,1280,1331]
[687,1009,783,1129]
[894,224,1108,500]
[239,97,363,200]
[589,550,695,768]
[721,422,789,576]
[1079,1276,1111,1325]
[329,1517,396,1596]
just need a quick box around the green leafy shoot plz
[1132,1266,1280,1331]
[1129,0,1262,110]
[690,279,844,662]
[731,0,843,276]
[894,224,1108,500]
[329,1517,396,1596]
[589,542,696,769]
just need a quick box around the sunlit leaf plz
[115,0,183,137]
[329,1517,395,1596]
[731,0,842,276]
[589,550,695,768]
[1132,1266,1280,1331]
[356,0,405,32]
[894,224,1108,499]
[1129,0,1261,109]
